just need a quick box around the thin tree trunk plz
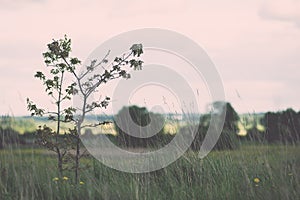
[58,150,62,176]
[56,71,64,176]
[74,96,87,184]
[74,135,80,184]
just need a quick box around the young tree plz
[28,35,144,183]
[27,37,78,176]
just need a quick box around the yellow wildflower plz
[52,177,59,181]
[62,176,69,181]
[79,181,85,185]
[253,177,260,183]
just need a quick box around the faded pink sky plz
[0,0,300,116]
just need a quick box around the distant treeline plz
[1,103,300,149]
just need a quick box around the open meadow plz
[0,143,299,200]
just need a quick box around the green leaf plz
[70,57,81,65]
[34,71,46,80]
[130,44,143,57]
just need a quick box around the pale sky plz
[0,0,299,116]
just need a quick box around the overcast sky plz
[0,0,299,116]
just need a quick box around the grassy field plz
[0,144,299,200]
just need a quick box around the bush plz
[114,105,171,148]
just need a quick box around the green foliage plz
[27,35,144,183]
[35,125,74,153]
[262,108,300,143]
[190,101,240,151]
[27,99,45,117]
[27,36,79,177]
[211,101,239,132]
[130,44,144,57]
[114,105,171,148]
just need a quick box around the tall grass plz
[0,143,299,200]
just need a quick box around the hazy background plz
[0,0,299,116]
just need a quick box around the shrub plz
[114,105,171,148]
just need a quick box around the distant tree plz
[190,101,240,151]
[212,101,239,133]
[263,108,300,143]
[114,105,168,148]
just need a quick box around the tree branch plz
[81,121,112,129]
